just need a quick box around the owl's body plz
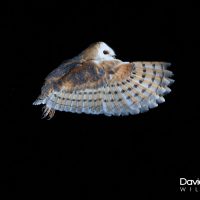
[33,42,174,119]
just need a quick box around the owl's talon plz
[41,106,55,119]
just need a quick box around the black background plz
[2,1,200,198]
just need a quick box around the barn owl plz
[33,42,174,119]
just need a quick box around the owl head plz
[80,42,116,61]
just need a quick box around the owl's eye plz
[103,50,109,55]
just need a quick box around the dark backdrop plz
[2,1,200,198]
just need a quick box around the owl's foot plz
[42,106,55,120]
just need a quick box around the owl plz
[33,42,174,119]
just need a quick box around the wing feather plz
[33,59,174,118]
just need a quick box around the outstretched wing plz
[33,60,174,118]
[33,59,119,117]
[109,61,174,115]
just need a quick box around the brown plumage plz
[33,42,174,119]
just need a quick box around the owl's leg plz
[42,106,55,120]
